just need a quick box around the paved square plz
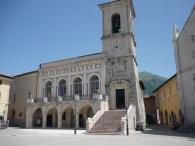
[0,127,194,146]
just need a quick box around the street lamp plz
[126,105,129,136]
[74,95,80,134]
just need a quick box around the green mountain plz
[139,71,167,96]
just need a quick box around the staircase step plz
[88,110,126,134]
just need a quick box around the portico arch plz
[79,105,93,128]
[33,108,42,128]
[62,106,74,128]
[47,107,58,128]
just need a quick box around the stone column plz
[84,73,87,95]
[58,112,62,129]
[101,62,106,95]
[53,78,57,97]
[74,104,79,129]
[26,112,33,128]
[67,76,71,96]
[42,113,47,129]
[76,111,79,129]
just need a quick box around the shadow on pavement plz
[143,125,195,139]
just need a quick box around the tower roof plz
[99,0,136,18]
[175,5,195,39]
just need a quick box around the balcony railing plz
[62,96,74,101]
[34,98,43,103]
[48,97,58,102]
[28,94,107,104]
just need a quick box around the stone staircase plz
[88,110,126,134]
[177,124,195,133]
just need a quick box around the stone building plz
[144,96,156,125]
[0,73,13,127]
[8,71,38,127]
[8,0,145,133]
[173,6,195,125]
[153,75,181,127]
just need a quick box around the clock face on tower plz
[110,39,123,50]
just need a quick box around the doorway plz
[47,114,52,127]
[116,89,125,109]
[79,114,84,128]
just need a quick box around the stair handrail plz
[86,95,109,132]
[121,105,136,135]
[86,110,104,131]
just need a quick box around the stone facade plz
[154,75,181,127]
[100,0,145,124]
[8,71,38,127]
[9,0,145,130]
[173,6,195,124]
[144,96,156,125]
[0,74,13,127]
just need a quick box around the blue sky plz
[0,0,194,78]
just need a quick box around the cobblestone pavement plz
[0,126,194,146]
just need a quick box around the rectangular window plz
[193,74,195,91]
[28,92,31,99]
[13,94,16,103]
[193,75,195,82]
[0,80,2,85]
[192,51,195,57]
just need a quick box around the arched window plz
[58,80,66,97]
[74,78,82,96]
[90,76,99,94]
[112,14,121,34]
[45,81,52,97]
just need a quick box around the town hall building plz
[8,0,145,134]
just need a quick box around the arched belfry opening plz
[112,14,121,34]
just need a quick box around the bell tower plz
[99,0,145,126]
[99,0,136,57]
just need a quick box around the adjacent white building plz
[173,6,195,124]
[0,74,13,126]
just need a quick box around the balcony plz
[27,94,107,104]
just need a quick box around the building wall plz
[37,53,106,99]
[0,77,12,124]
[154,76,181,127]
[173,7,195,124]
[8,72,38,127]
[144,96,156,124]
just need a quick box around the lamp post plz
[74,95,80,135]
[126,105,129,136]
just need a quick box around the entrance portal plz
[116,89,125,109]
